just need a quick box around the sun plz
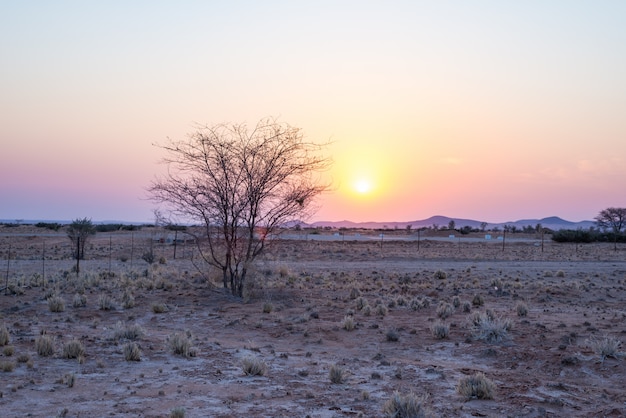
[354,179,372,194]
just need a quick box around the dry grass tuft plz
[48,295,66,312]
[431,322,450,339]
[62,339,85,359]
[36,334,54,356]
[471,313,511,343]
[456,372,495,400]
[0,325,9,346]
[329,364,345,384]
[587,335,623,361]
[241,355,267,376]
[382,391,429,418]
[342,315,356,331]
[168,332,196,357]
[123,342,141,361]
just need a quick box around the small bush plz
[0,361,15,372]
[375,304,388,317]
[434,270,447,280]
[241,355,267,376]
[72,293,87,308]
[462,301,472,313]
[168,332,196,358]
[0,325,9,346]
[48,296,66,313]
[152,303,168,314]
[386,328,400,342]
[436,302,454,319]
[342,315,356,331]
[587,335,622,361]
[472,313,511,343]
[472,294,484,307]
[431,322,449,339]
[349,287,361,299]
[515,302,528,317]
[3,346,14,356]
[65,372,76,387]
[36,334,54,356]
[112,321,144,341]
[456,372,495,400]
[98,294,115,311]
[452,296,461,308]
[16,353,30,363]
[123,342,141,361]
[122,291,135,309]
[355,296,367,310]
[170,407,186,418]
[382,391,429,418]
[555,270,565,278]
[262,302,273,314]
[62,339,85,359]
[329,364,345,384]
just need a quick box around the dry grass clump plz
[555,270,565,278]
[471,313,511,343]
[48,295,66,312]
[170,407,186,418]
[386,328,400,342]
[472,294,484,307]
[457,372,495,400]
[462,301,472,313]
[123,342,141,361]
[168,332,196,358]
[122,290,135,309]
[112,321,144,341]
[36,334,54,356]
[262,302,274,314]
[3,345,14,356]
[16,353,30,363]
[434,270,447,280]
[0,360,15,372]
[587,335,623,361]
[0,324,9,346]
[375,304,388,317]
[515,302,528,317]
[62,339,85,359]
[98,294,115,311]
[329,363,345,384]
[355,296,367,311]
[410,298,429,311]
[349,287,361,299]
[72,293,87,308]
[241,355,267,376]
[152,302,169,313]
[382,391,429,418]
[431,322,450,339]
[436,302,454,319]
[342,315,356,331]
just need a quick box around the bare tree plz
[149,118,331,297]
[595,207,626,251]
[67,218,96,261]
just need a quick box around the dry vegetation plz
[0,226,625,416]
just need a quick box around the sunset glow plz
[1,2,625,224]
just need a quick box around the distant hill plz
[304,215,595,231]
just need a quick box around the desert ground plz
[0,226,625,417]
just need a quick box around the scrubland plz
[0,226,625,417]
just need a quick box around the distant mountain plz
[304,215,595,231]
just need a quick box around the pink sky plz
[2,2,625,224]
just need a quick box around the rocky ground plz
[0,226,625,417]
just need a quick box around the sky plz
[1,1,625,224]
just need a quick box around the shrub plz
[434,270,447,280]
[62,339,85,359]
[355,296,367,311]
[152,303,168,314]
[0,361,15,372]
[472,294,484,307]
[349,287,361,299]
[452,296,461,308]
[515,302,528,317]
[375,304,388,317]
[16,353,30,363]
[386,328,400,342]
[36,334,54,356]
[0,325,9,346]
[170,407,186,418]
[436,302,454,319]
[462,301,472,313]
[382,391,429,418]
[65,372,76,387]
[3,346,14,356]
[329,364,345,384]
[123,342,141,361]
[98,294,115,311]
[241,355,267,376]
[122,291,135,309]
[431,322,449,339]
[472,313,511,343]
[72,293,87,308]
[262,302,273,314]
[168,332,196,358]
[587,335,623,361]
[342,315,356,331]
[112,321,144,341]
[556,270,565,278]
[48,296,66,313]
[456,372,495,400]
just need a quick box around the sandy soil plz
[0,226,625,417]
